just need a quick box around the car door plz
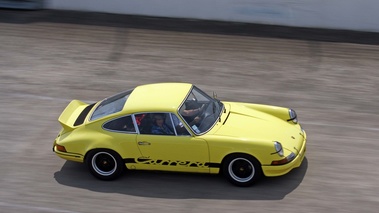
[134,113,210,173]
[102,115,140,161]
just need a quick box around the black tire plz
[86,149,124,181]
[222,154,262,187]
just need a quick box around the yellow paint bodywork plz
[58,100,87,132]
[133,134,209,172]
[54,83,306,177]
[125,83,192,113]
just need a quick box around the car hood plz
[214,103,304,153]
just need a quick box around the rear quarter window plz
[103,116,136,133]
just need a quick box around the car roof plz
[124,82,192,113]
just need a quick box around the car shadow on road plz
[54,157,308,200]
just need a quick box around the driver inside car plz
[179,100,205,127]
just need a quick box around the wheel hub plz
[228,157,255,183]
[91,152,117,176]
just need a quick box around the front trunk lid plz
[215,103,304,154]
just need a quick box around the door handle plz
[138,141,151,145]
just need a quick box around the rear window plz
[90,89,133,121]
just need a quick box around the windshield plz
[90,89,133,121]
[179,86,224,134]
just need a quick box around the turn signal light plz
[271,158,290,165]
[56,144,67,152]
[271,152,296,165]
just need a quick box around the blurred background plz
[1,0,378,212]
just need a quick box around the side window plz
[103,116,136,133]
[135,113,152,134]
[151,113,175,135]
[135,113,177,135]
[171,114,190,136]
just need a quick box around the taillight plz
[56,144,67,152]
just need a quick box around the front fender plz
[203,135,276,166]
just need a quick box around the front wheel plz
[222,154,262,186]
[86,149,124,180]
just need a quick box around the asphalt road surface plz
[1,10,379,213]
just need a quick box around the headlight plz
[274,141,284,157]
[288,108,298,124]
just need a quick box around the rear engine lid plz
[58,100,94,132]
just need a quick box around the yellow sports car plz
[53,83,306,186]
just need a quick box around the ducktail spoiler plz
[58,100,91,132]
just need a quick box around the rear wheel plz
[86,149,124,180]
[222,154,262,186]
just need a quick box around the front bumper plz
[262,130,307,177]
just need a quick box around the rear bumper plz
[262,130,307,177]
[53,145,84,163]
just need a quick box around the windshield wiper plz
[214,97,225,113]
[212,92,224,121]
[212,99,223,122]
[212,101,216,114]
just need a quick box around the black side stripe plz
[123,158,221,168]
[205,163,221,168]
[124,158,136,163]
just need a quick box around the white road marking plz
[7,93,379,132]
[0,201,80,213]
[10,93,94,103]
